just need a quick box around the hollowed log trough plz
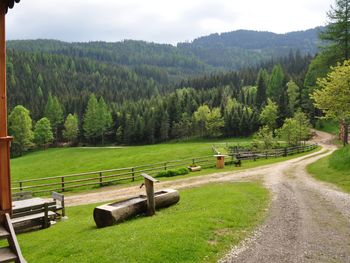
[93,189,179,228]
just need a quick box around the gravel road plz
[220,131,350,263]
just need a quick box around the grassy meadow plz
[315,119,339,135]
[308,146,350,193]
[18,183,269,263]
[11,138,252,181]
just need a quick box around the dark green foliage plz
[320,0,350,61]
[8,28,320,73]
[6,38,311,148]
[156,167,189,178]
[256,69,269,108]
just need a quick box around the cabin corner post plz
[0,3,13,217]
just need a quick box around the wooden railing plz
[11,156,214,195]
[11,144,318,195]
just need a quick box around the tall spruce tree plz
[267,64,285,101]
[83,94,99,143]
[44,94,63,142]
[97,97,112,145]
[320,0,350,61]
[256,69,269,108]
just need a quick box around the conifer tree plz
[97,97,112,145]
[320,0,350,61]
[44,94,63,141]
[256,69,269,108]
[267,64,285,101]
[83,94,99,143]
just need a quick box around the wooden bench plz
[52,192,65,218]
[12,201,57,233]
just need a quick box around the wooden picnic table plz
[12,198,47,212]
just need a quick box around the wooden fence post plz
[164,162,167,171]
[99,172,103,186]
[61,177,65,192]
[131,168,135,182]
[19,182,22,192]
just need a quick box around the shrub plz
[156,167,189,178]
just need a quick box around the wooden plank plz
[0,247,17,262]
[141,173,159,183]
[11,211,55,224]
[4,213,26,263]
[0,225,9,239]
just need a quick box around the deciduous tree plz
[8,105,34,156]
[34,117,54,148]
[63,114,79,143]
[312,60,350,145]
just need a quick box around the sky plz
[6,0,333,45]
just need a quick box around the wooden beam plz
[0,3,13,216]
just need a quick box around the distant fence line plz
[12,144,317,195]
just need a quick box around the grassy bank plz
[308,146,350,193]
[18,183,269,263]
[315,119,339,135]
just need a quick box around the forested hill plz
[7,27,322,73]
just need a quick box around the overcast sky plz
[6,0,333,44]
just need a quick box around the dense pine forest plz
[6,27,328,155]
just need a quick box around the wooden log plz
[93,189,180,228]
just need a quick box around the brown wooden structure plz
[0,2,27,262]
[214,154,226,169]
[0,0,20,219]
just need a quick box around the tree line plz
[8,50,312,156]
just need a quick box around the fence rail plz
[11,155,214,195]
[12,144,318,195]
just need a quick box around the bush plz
[156,167,189,178]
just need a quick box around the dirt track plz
[65,131,350,262]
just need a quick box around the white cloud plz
[6,0,333,44]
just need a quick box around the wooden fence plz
[11,156,214,195]
[225,143,318,162]
[12,144,317,195]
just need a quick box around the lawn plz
[10,138,252,181]
[18,183,269,263]
[307,146,350,193]
[315,119,339,135]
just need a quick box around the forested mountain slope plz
[7,27,322,73]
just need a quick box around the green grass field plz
[308,146,350,193]
[18,183,269,263]
[315,119,339,135]
[11,138,252,181]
